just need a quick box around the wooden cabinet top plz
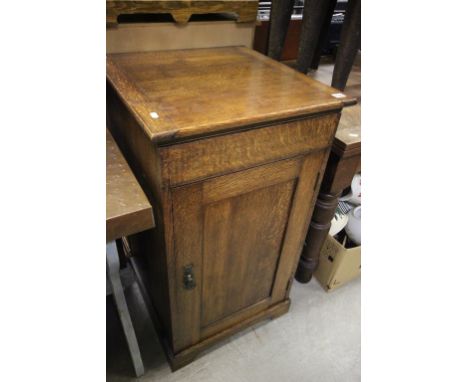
[107,47,353,144]
[106,129,154,242]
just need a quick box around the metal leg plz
[106,241,145,377]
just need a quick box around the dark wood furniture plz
[107,47,355,370]
[331,0,361,90]
[295,104,360,283]
[254,18,303,61]
[266,0,360,90]
[106,129,155,377]
[295,0,329,73]
[310,0,338,70]
[267,0,337,71]
[267,0,295,60]
[106,0,259,26]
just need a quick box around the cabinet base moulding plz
[169,300,290,370]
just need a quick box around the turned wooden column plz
[296,0,330,73]
[331,0,361,90]
[296,104,361,283]
[296,190,340,281]
[267,0,295,60]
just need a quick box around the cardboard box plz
[314,235,361,292]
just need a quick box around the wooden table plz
[107,129,154,242]
[295,104,361,283]
[107,47,355,370]
[106,129,155,377]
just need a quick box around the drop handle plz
[183,264,196,290]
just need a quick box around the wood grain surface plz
[106,47,343,369]
[107,47,354,144]
[333,103,361,156]
[160,113,338,185]
[201,180,295,325]
[106,0,259,26]
[106,129,154,242]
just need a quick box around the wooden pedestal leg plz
[296,0,329,74]
[310,0,338,70]
[295,190,340,283]
[106,241,145,378]
[267,0,295,60]
[295,141,361,283]
[331,0,361,90]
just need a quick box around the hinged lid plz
[107,47,354,144]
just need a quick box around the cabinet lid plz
[107,47,354,144]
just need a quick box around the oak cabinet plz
[106,47,352,370]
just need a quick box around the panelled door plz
[170,151,327,352]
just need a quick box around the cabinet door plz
[171,152,326,352]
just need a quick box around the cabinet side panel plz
[107,81,174,339]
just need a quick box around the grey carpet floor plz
[107,275,360,382]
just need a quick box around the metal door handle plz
[183,264,196,290]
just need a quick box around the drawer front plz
[161,113,339,186]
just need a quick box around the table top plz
[106,129,154,242]
[333,104,361,157]
[106,47,355,145]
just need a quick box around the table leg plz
[106,241,144,377]
[296,0,330,74]
[310,0,338,70]
[331,0,361,90]
[295,190,340,283]
[295,143,360,283]
[267,0,295,60]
